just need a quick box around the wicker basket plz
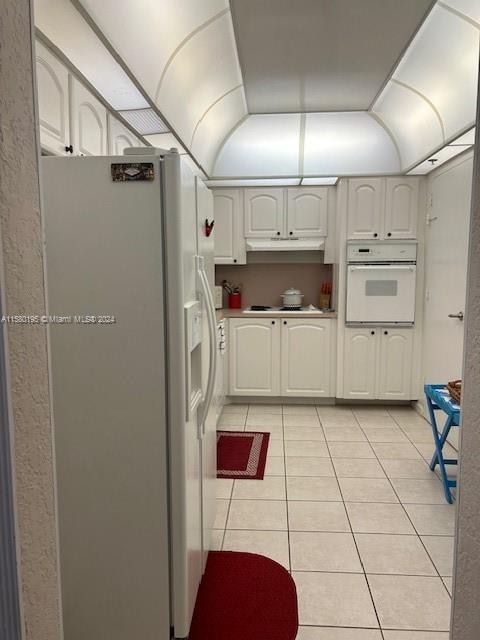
[447,380,461,405]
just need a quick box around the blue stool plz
[424,384,460,504]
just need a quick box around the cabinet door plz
[281,319,331,396]
[70,78,108,156]
[287,187,328,237]
[35,42,71,155]
[347,178,383,240]
[229,319,280,396]
[385,178,419,239]
[108,114,143,154]
[378,329,413,400]
[343,328,377,399]
[244,189,285,238]
[213,189,246,264]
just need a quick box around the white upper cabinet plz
[70,77,108,156]
[213,189,246,265]
[108,114,143,155]
[281,319,332,397]
[377,328,413,400]
[244,189,285,238]
[384,177,419,239]
[35,42,71,155]
[229,318,281,396]
[347,178,383,240]
[347,177,419,240]
[287,188,328,237]
[343,327,378,399]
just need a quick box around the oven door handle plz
[348,265,416,271]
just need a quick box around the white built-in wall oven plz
[346,241,417,325]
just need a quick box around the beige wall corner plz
[0,1,62,639]
[451,84,480,637]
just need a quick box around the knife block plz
[319,294,331,309]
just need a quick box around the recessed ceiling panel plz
[304,112,401,175]
[373,81,445,169]
[79,0,228,100]
[190,87,247,174]
[157,13,243,144]
[392,5,479,140]
[230,0,434,113]
[441,0,480,25]
[213,114,301,177]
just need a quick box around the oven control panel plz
[347,241,417,263]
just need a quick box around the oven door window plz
[365,280,398,296]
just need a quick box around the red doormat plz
[217,431,270,480]
[189,551,298,640]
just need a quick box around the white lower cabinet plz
[343,327,414,400]
[378,328,413,400]
[229,318,335,397]
[229,319,281,396]
[281,319,332,397]
[343,328,377,399]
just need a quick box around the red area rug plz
[217,431,270,479]
[189,551,298,640]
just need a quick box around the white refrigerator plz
[41,150,217,640]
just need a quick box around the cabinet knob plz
[283,320,287,325]
[271,321,275,325]
[373,232,378,238]
[370,330,375,335]
[387,232,392,238]
[65,144,73,154]
[384,330,389,335]
[276,231,281,236]
[233,259,237,263]
[289,231,293,236]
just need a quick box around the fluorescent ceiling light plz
[117,109,169,135]
[206,178,301,187]
[301,177,338,186]
[34,0,149,111]
[408,144,472,175]
[450,127,476,146]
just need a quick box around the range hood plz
[246,238,325,252]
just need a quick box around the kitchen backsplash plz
[215,263,333,308]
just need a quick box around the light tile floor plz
[215,403,456,638]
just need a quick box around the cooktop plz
[244,305,333,313]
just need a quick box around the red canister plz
[228,292,242,309]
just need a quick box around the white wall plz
[419,150,474,449]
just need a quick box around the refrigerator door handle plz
[196,256,218,436]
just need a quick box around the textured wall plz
[0,2,62,639]
[451,110,480,635]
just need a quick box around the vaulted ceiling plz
[35,0,480,178]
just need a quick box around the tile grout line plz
[366,408,454,600]
[352,408,452,629]
[220,408,249,549]
[320,412,385,637]
[282,405,293,574]
[387,408,455,597]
